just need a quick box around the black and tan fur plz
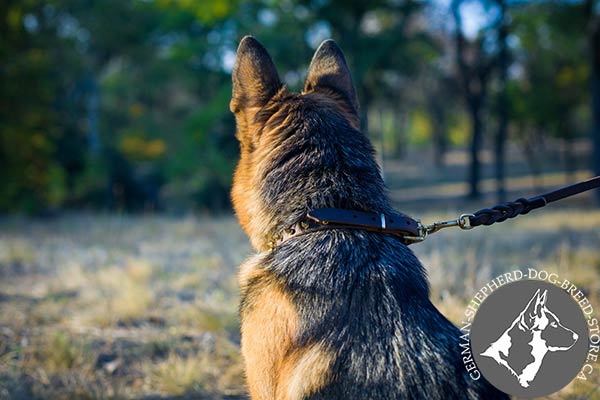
[230,35,507,400]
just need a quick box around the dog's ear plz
[537,290,548,308]
[230,36,282,116]
[533,289,547,318]
[304,39,359,118]
[520,289,542,329]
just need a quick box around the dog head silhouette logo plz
[470,280,588,397]
[480,289,578,388]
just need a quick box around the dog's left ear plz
[304,39,360,120]
[230,36,282,115]
[539,290,548,305]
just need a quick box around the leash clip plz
[403,213,476,244]
[426,213,475,234]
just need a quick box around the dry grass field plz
[1,204,599,399]
[0,214,247,399]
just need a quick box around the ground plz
[0,206,599,399]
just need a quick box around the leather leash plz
[268,176,600,250]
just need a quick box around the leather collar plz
[267,208,421,250]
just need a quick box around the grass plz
[0,206,599,399]
[0,214,246,399]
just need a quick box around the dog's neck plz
[255,126,393,250]
[518,331,549,387]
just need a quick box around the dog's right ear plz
[304,39,359,121]
[230,36,282,119]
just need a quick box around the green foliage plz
[0,0,240,213]
[156,0,239,24]
[0,0,595,213]
[508,2,590,140]
[1,1,81,212]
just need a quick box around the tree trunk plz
[433,124,447,169]
[494,114,508,201]
[429,98,447,169]
[523,131,543,193]
[564,136,576,181]
[494,0,509,202]
[394,109,406,158]
[452,0,493,201]
[86,73,101,154]
[469,101,483,199]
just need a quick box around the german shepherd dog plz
[230,36,507,399]
[481,289,579,388]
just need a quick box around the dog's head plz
[519,289,578,351]
[230,36,386,250]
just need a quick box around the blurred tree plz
[509,1,589,185]
[494,0,509,201]
[451,0,498,200]
[422,65,461,169]
[0,0,86,212]
[62,0,167,210]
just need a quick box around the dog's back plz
[231,36,507,400]
[253,233,506,399]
